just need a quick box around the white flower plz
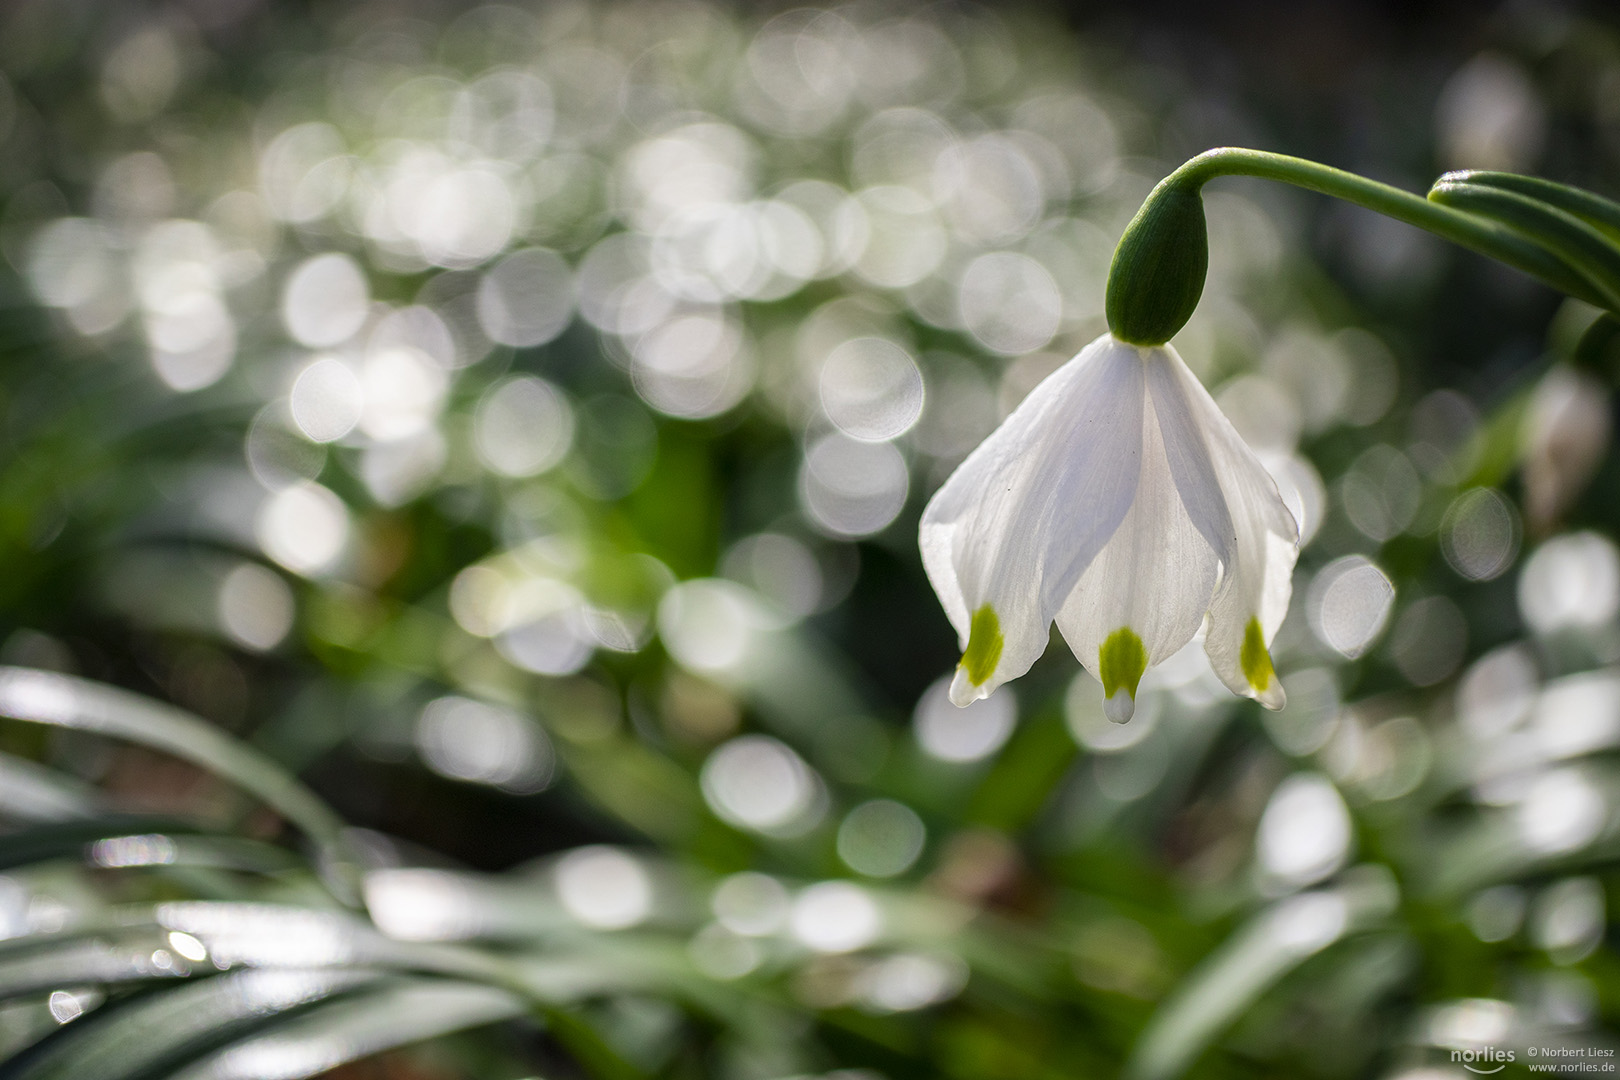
[920,332,1299,722]
[1520,363,1610,533]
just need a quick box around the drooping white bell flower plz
[920,332,1299,722]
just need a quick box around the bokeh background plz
[0,1,1618,1077]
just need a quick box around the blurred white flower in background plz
[1257,773,1352,889]
[1436,52,1547,171]
[1518,531,1620,635]
[1520,363,1612,533]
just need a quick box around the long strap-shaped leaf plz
[1428,180,1620,311]
[166,977,525,1080]
[0,669,353,900]
[0,900,523,1005]
[1125,874,1399,1080]
[0,935,181,1001]
[0,817,306,878]
[0,753,101,822]
[0,968,380,1080]
[1441,169,1620,238]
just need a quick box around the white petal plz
[1056,370,1221,716]
[920,335,1145,702]
[1104,688,1135,724]
[1155,345,1298,707]
[1146,351,1235,568]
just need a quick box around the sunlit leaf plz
[161,978,525,1080]
[0,968,378,1080]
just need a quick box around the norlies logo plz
[1454,1047,1516,1074]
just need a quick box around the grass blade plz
[0,670,353,899]
[164,977,525,1080]
[0,755,100,823]
[0,968,378,1080]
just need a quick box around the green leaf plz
[0,934,179,1001]
[966,706,1076,831]
[0,754,100,823]
[0,818,194,874]
[0,968,380,1080]
[1428,180,1620,311]
[1125,872,1398,1080]
[1439,170,1620,239]
[162,977,525,1080]
[148,902,508,984]
[0,669,355,901]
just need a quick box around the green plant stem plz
[1164,147,1611,309]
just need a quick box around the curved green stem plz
[1165,148,1609,308]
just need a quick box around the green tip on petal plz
[1240,615,1275,694]
[960,603,1003,689]
[1099,626,1147,724]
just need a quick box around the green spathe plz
[961,603,1004,688]
[1098,626,1148,723]
[1105,180,1209,347]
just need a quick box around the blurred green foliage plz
[0,3,1614,1079]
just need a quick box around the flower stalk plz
[1106,147,1620,347]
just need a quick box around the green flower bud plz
[1105,179,1209,347]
